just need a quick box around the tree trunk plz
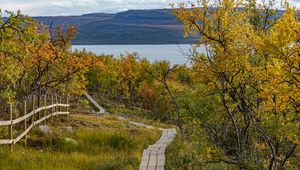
[164,82,184,141]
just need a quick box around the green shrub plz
[166,136,236,170]
[107,104,128,115]
[78,99,90,108]
[54,137,78,153]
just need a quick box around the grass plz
[0,114,161,170]
[87,94,175,129]
[165,133,237,170]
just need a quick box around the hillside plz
[34,9,198,45]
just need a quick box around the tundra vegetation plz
[0,0,299,169]
[0,114,161,170]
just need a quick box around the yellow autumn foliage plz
[173,0,300,169]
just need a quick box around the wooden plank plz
[157,152,165,166]
[148,150,157,168]
[0,139,13,144]
[33,115,50,125]
[83,93,105,114]
[56,112,70,115]
[12,110,34,125]
[158,146,166,153]
[139,149,150,170]
[140,159,149,167]
[156,165,164,170]
[139,166,147,170]
[0,120,12,126]
[14,124,33,144]
[147,166,156,170]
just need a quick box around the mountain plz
[34,9,295,45]
[34,9,198,45]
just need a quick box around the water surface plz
[72,44,204,65]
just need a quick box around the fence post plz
[59,98,62,112]
[55,95,58,121]
[24,101,27,148]
[44,95,47,124]
[55,95,57,113]
[66,97,69,119]
[32,95,35,124]
[9,103,13,152]
[51,94,54,123]
[38,95,41,120]
[55,95,58,113]
[59,98,62,119]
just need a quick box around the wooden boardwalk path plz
[139,129,176,170]
[118,116,176,170]
[85,95,177,170]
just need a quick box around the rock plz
[38,125,52,135]
[64,138,78,146]
[63,126,74,133]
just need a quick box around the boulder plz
[38,125,52,135]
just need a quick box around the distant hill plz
[34,9,198,45]
[33,9,295,45]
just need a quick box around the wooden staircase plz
[83,93,105,114]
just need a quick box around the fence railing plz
[83,93,105,114]
[0,93,70,150]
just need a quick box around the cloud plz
[290,0,300,8]
[1,0,299,16]
[1,0,182,16]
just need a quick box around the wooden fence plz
[0,93,70,151]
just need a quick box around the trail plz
[85,94,177,170]
[118,116,176,170]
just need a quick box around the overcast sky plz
[1,0,299,16]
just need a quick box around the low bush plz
[54,137,78,153]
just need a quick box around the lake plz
[72,44,204,65]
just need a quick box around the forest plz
[0,0,299,169]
